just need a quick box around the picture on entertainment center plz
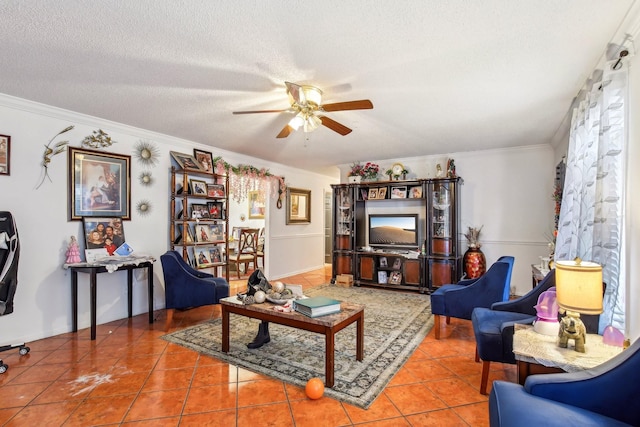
[368,214,419,247]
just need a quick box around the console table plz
[64,256,156,340]
[513,324,622,384]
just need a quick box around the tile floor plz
[0,265,516,426]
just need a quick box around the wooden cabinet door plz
[404,259,421,285]
[334,254,353,275]
[359,255,375,281]
[429,259,455,287]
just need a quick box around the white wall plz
[0,94,336,345]
[339,145,556,297]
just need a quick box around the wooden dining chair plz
[228,228,259,279]
[256,228,265,268]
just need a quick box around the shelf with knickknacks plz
[385,163,409,181]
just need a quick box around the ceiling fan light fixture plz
[301,85,323,106]
[289,114,305,130]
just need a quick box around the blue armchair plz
[472,269,556,394]
[160,251,230,330]
[430,256,514,339]
[489,337,640,426]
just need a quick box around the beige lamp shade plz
[555,259,603,315]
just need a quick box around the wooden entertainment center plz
[331,177,462,293]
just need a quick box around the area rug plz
[161,284,433,409]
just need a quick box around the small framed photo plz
[207,201,224,219]
[170,151,204,171]
[0,134,10,175]
[379,257,388,268]
[378,187,387,199]
[196,249,213,268]
[191,203,209,219]
[207,184,225,198]
[368,188,379,200]
[392,258,402,270]
[193,149,214,173]
[360,189,368,201]
[195,224,214,243]
[389,271,402,285]
[378,271,388,284]
[82,217,126,252]
[391,186,407,199]
[190,179,207,195]
[209,224,224,241]
[209,246,222,263]
[409,186,423,198]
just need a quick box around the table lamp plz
[555,258,603,353]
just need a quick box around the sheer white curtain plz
[554,60,627,333]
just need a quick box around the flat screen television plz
[368,214,419,249]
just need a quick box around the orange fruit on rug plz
[305,377,325,400]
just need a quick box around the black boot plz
[247,321,270,349]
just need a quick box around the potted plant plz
[348,162,380,182]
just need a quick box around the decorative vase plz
[463,247,486,279]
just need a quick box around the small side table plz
[65,256,156,340]
[531,264,549,289]
[513,324,623,385]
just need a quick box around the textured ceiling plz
[0,1,635,176]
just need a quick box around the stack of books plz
[293,296,341,318]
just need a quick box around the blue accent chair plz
[472,269,556,394]
[489,337,640,426]
[160,250,230,330]
[430,256,514,339]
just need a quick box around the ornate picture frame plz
[0,134,10,175]
[286,187,311,224]
[68,147,131,220]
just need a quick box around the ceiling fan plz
[232,82,373,138]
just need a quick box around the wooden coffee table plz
[220,296,365,387]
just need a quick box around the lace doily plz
[513,324,623,372]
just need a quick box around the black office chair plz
[0,211,30,373]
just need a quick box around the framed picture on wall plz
[248,190,265,219]
[286,187,311,224]
[0,134,10,175]
[69,147,131,220]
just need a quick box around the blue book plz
[293,296,341,318]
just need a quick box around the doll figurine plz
[65,235,82,264]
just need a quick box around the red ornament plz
[305,377,325,400]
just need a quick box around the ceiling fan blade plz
[319,116,352,136]
[285,81,305,104]
[276,124,295,138]
[321,99,373,112]
[232,109,290,114]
